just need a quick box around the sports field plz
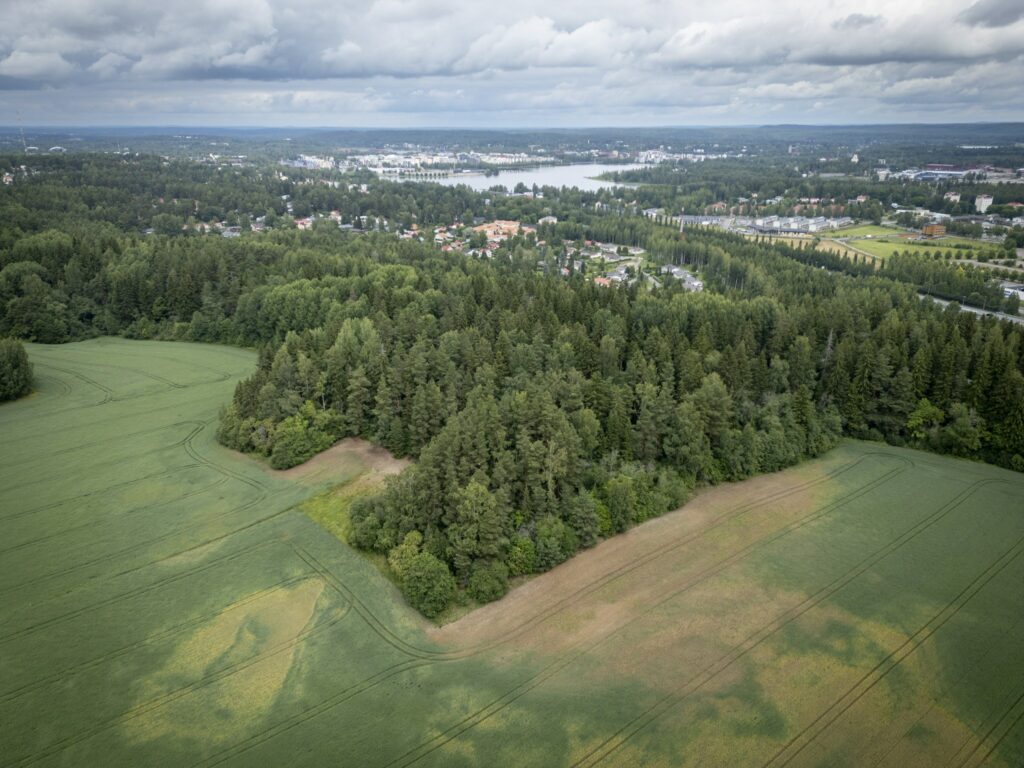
[2,338,1023,767]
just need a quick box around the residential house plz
[659,265,704,291]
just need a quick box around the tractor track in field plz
[0,380,221,426]
[0,419,208,480]
[29,352,189,390]
[197,454,910,768]
[28,360,116,401]
[35,340,254,372]
[0,420,222,502]
[7,598,352,768]
[1,419,217,523]
[0,359,233,429]
[0,481,280,601]
[865,612,1024,768]
[29,345,240,384]
[0,476,230,556]
[945,667,1024,768]
[388,460,917,768]
[291,546,448,661]
[9,343,1024,768]
[181,421,268,491]
[0,462,205,524]
[0,421,276,597]
[32,371,73,397]
[0,538,284,645]
[761,481,1024,768]
[27,346,252,391]
[0,445,198,495]
[302,453,887,663]
[960,691,1024,768]
[194,658,434,768]
[575,479,1022,768]
[0,574,313,703]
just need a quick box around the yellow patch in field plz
[123,577,325,747]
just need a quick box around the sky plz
[1,0,1023,127]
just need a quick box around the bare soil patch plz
[428,459,831,651]
[278,437,410,485]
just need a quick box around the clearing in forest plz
[1,338,1022,767]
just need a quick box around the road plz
[918,293,1024,325]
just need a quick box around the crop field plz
[2,338,1023,767]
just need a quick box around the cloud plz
[0,0,1021,125]
[87,52,133,78]
[832,14,882,30]
[657,19,792,69]
[0,51,74,80]
[958,0,1024,27]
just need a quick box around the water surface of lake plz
[421,163,642,192]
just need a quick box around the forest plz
[1,154,1023,616]
[606,159,1024,223]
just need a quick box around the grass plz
[748,234,879,265]
[848,237,1001,263]
[299,474,397,583]
[746,228,1006,269]
[828,226,1004,264]
[834,224,902,237]
[2,339,1023,767]
[819,238,875,261]
[846,238,918,261]
[817,223,1004,265]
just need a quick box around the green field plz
[826,223,1004,264]
[850,237,995,262]
[746,235,877,266]
[2,338,1024,767]
[831,228,1003,264]
[833,224,901,237]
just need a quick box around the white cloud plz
[87,52,133,78]
[0,51,74,80]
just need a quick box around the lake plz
[418,163,642,192]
